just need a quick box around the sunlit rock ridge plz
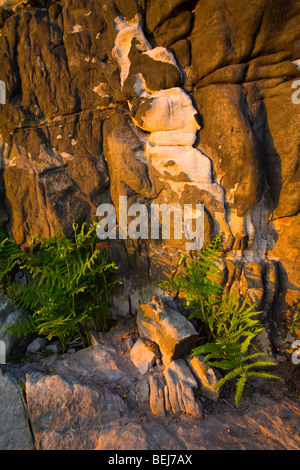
[0,0,299,355]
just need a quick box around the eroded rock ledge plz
[0,313,299,451]
[0,0,299,359]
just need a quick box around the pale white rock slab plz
[146,144,212,183]
[112,16,151,87]
[148,129,198,147]
[132,87,200,134]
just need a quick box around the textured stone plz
[146,144,212,183]
[187,356,220,402]
[149,373,166,417]
[102,111,159,211]
[25,372,128,450]
[0,0,299,356]
[194,84,264,217]
[0,293,30,356]
[26,338,48,354]
[163,359,204,418]
[130,87,200,135]
[137,297,198,364]
[0,370,34,450]
[130,338,157,375]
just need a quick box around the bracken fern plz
[159,236,279,406]
[1,223,121,351]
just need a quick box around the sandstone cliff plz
[0,0,299,355]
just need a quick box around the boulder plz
[186,356,220,402]
[163,359,204,418]
[25,371,128,450]
[26,338,48,354]
[137,297,198,364]
[130,338,157,375]
[149,373,166,417]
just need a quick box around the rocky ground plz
[1,317,300,451]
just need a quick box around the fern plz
[159,236,279,406]
[2,223,122,350]
[158,235,223,325]
[0,230,25,286]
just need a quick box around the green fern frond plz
[235,374,247,406]
[215,367,244,389]
[2,223,121,350]
[4,315,38,337]
[159,235,279,406]
[246,371,280,380]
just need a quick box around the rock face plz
[0,293,31,356]
[130,337,157,375]
[0,0,299,355]
[1,319,299,451]
[3,323,207,450]
[137,297,198,364]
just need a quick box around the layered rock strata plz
[0,0,299,356]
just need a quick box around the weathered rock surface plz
[0,0,299,355]
[26,372,128,450]
[0,293,31,356]
[137,297,198,364]
[163,359,204,419]
[1,319,299,451]
[0,370,34,450]
[187,356,220,402]
[130,338,157,375]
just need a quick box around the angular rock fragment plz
[26,337,48,354]
[149,373,166,417]
[130,338,157,375]
[131,87,200,135]
[186,356,220,402]
[163,359,203,419]
[0,371,34,450]
[137,297,198,364]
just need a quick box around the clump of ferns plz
[0,223,121,351]
[159,235,280,406]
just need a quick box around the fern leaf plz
[4,315,38,337]
[246,371,280,380]
[235,374,247,406]
[214,367,243,390]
